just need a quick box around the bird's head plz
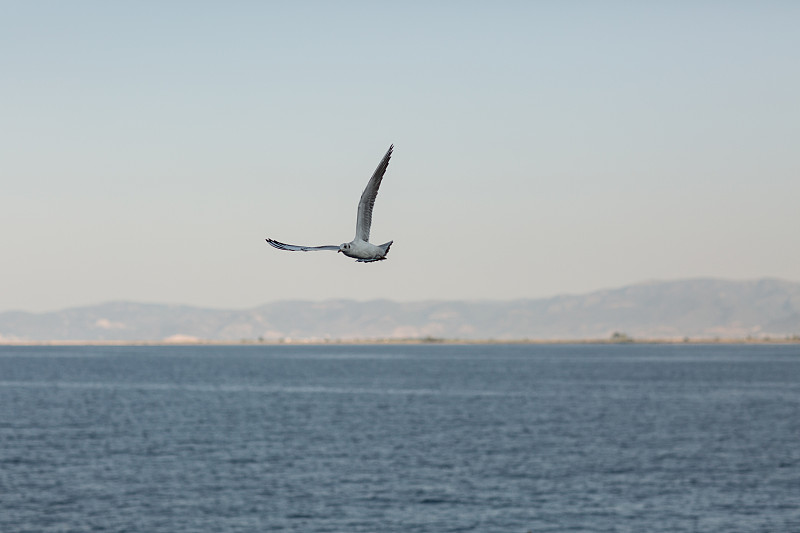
[338,243,350,253]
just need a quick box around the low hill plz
[1,278,798,342]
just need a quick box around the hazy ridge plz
[2,278,799,342]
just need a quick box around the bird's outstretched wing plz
[355,144,393,242]
[266,238,339,252]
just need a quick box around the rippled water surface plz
[1,343,799,532]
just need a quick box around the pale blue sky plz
[2,2,798,312]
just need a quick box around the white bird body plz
[266,145,395,262]
[339,239,393,262]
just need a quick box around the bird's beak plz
[337,249,342,253]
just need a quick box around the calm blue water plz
[1,343,799,532]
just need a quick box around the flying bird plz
[266,144,395,263]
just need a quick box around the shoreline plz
[2,337,799,347]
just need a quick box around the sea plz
[1,343,799,533]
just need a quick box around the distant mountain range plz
[1,278,799,342]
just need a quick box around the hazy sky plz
[2,2,798,312]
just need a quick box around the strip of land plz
[2,336,799,347]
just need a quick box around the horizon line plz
[2,276,797,315]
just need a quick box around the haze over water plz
[1,343,798,532]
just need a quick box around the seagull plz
[266,144,395,263]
